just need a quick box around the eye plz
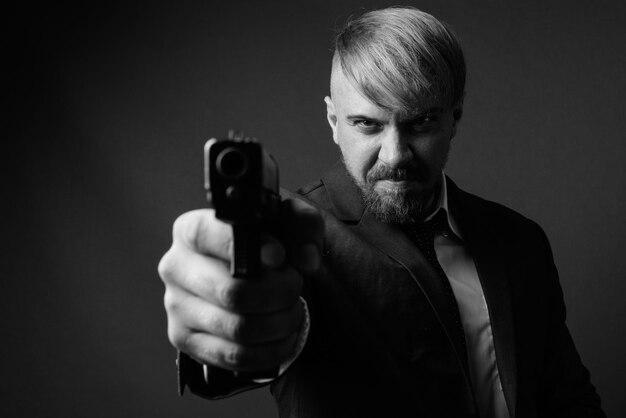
[352,119,382,133]
[409,114,439,132]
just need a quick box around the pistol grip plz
[230,223,280,380]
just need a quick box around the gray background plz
[5,0,625,416]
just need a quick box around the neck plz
[413,175,443,223]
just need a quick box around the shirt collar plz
[423,172,464,241]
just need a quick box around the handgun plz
[203,129,281,379]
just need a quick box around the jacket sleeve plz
[537,229,606,418]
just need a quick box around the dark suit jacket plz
[179,162,605,418]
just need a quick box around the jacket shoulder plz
[281,179,333,212]
[453,184,548,242]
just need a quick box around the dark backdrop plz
[5,1,625,417]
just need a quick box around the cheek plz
[336,129,377,182]
[428,139,450,162]
[340,142,368,181]
[414,134,451,167]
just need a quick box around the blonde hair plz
[333,6,466,113]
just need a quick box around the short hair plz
[332,6,466,113]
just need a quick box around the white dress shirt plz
[425,173,509,418]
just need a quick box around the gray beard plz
[341,156,443,225]
[360,182,436,224]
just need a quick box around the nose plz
[378,127,413,168]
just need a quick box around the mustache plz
[366,163,423,182]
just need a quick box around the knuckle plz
[194,212,230,256]
[192,215,210,254]
[223,343,247,367]
[163,288,186,315]
[195,342,217,364]
[197,304,220,334]
[167,322,188,351]
[173,210,212,251]
[157,250,176,283]
[225,315,248,342]
[183,270,204,292]
[215,230,233,260]
[172,212,192,240]
[180,333,220,367]
[163,289,176,312]
[219,282,245,310]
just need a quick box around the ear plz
[450,95,465,139]
[324,96,339,144]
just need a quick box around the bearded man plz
[158,6,605,418]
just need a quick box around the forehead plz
[331,67,441,119]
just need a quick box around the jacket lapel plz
[448,179,518,418]
[321,163,472,384]
[320,161,366,222]
[357,212,472,379]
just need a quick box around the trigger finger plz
[261,234,286,269]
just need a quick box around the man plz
[158,6,605,417]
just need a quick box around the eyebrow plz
[346,114,385,122]
[346,107,443,123]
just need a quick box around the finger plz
[260,233,286,268]
[168,290,305,344]
[172,209,233,260]
[182,330,299,372]
[159,244,231,303]
[162,251,302,313]
[212,267,303,313]
[280,198,325,275]
[171,210,289,269]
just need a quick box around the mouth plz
[375,179,419,191]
